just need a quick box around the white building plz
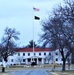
[0,48,63,66]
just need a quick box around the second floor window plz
[23,53,25,56]
[34,53,36,55]
[39,53,41,56]
[18,53,20,56]
[28,53,30,56]
[49,53,51,55]
[44,53,46,55]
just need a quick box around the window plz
[61,58,63,61]
[23,59,25,62]
[49,53,51,55]
[28,59,31,62]
[11,59,13,62]
[39,53,41,56]
[28,53,30,56]
[44,53,46,55]
[56,58,58,61]
[55,52,58,55]
[0,59,2,62]
[23,53,25,56]
[18,53,20,56]
[39,58,42,62]
[34,53,36,55]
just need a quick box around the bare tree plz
[16,56,23,65]
[40,0,74,71]
[44,55,51,64]
[0,27,20,72]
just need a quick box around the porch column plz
[31,58,32,63]
[26,59,28,64]
[37,58,38,64]
[42,58,44,64]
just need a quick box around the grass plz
[0,72,9,75]
[50,70,74,75]
[0,65,26,75]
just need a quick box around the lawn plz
[0,72,9,75]
[51,70,74,75]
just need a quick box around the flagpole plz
[32,21,34,62]
[32,7,35,62]
[32,7,40,62]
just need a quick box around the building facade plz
[0,48,63,66]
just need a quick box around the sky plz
[0,0,64,47]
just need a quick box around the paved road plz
[9,69,53,75]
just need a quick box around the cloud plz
[0,0,33,19]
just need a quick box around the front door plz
[34,58,37,65]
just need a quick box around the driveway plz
[9,69,53,75]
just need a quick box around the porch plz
[25,56,44,65]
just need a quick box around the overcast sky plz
[0,0,64,47]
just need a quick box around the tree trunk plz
[62,60,66,71]
[2,67,5,72]
[2,58,6,72]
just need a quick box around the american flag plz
[33,7,40,11]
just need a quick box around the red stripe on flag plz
[33,7,40,11]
